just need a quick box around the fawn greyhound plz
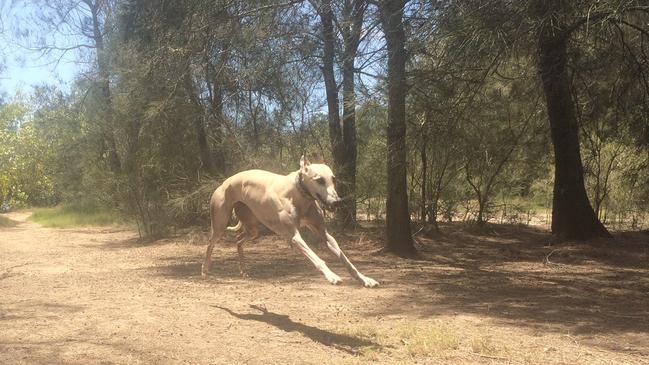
[202,156,379,287]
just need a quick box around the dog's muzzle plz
[323,196,346,210]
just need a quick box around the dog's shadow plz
[213,304,380,354]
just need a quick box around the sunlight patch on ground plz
[28,203,124,228]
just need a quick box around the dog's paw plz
[362,276,380,288]
[201,266,210,279]
[326,273,343,285]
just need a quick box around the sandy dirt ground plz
[1,211,648,364]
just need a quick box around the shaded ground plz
[1,211,648,364]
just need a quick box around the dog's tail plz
[226,220,242,232]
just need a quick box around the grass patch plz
[29,202,124,228]
[336,321,464,360]
[342,325,382,342]
[398,321,460,357]
[470,333,501,356]
[0,215,18,227]
[334,324,385,359]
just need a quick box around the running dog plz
[202,156,379,287]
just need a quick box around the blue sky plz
[1,54,77,94]
[0,0,383,103]
[0,1,79,96]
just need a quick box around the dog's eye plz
[314,177,325,185]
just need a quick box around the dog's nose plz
[330,197,344,207]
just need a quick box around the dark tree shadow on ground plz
[0,263,29,281]
[97,219,648,355]
[361,223,649,353]
[0,300,86,322]
[144,233,370,284]
[144,252,321,282]
[213,304,380,354]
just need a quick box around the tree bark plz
[380,0,416,256]
[535,3,611,239]
[336,0,366,227]
[87,0,121,173]
[185,73,217,175]
[420,125,428,222]
[338,62,358,226]
[319,0,345,179]
[204,41,229,174]
[317,0,362,227]
[208,82,226,173]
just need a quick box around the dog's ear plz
[300,154,310,172]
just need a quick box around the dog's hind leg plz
[236,237,248,277]
[202,188,232,278]
[202,232,222,278]
[231,202,261,277]
[235,225,260,277]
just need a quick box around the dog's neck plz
[295,171,317,202]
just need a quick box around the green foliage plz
[356,100,388,219]
[29,201,123,228]
[3,0,649,237]
[0,215,18,227]
[405,0,649,229]
[0,100,56,208]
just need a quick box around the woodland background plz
[1,0,648,254]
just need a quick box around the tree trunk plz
[336,0,366,227]
[185,73,217,175]
[204,43,228,174]
[209,82,226,173]
[420,127,428,222]
[380,0,416,256]
[318,0,345,181]
[339,45,359,227]
[248,89,260,152]
[90,0,120,173]
[195,114,215,174]
[476,198,486,226]
[315,0,365,227]
[536,12,611,239]
[429,195,439,227]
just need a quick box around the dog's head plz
[298,155,342,210]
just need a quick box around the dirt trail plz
[1,212,648,364]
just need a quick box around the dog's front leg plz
[325,232,379,288]
[291,232,342,285]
